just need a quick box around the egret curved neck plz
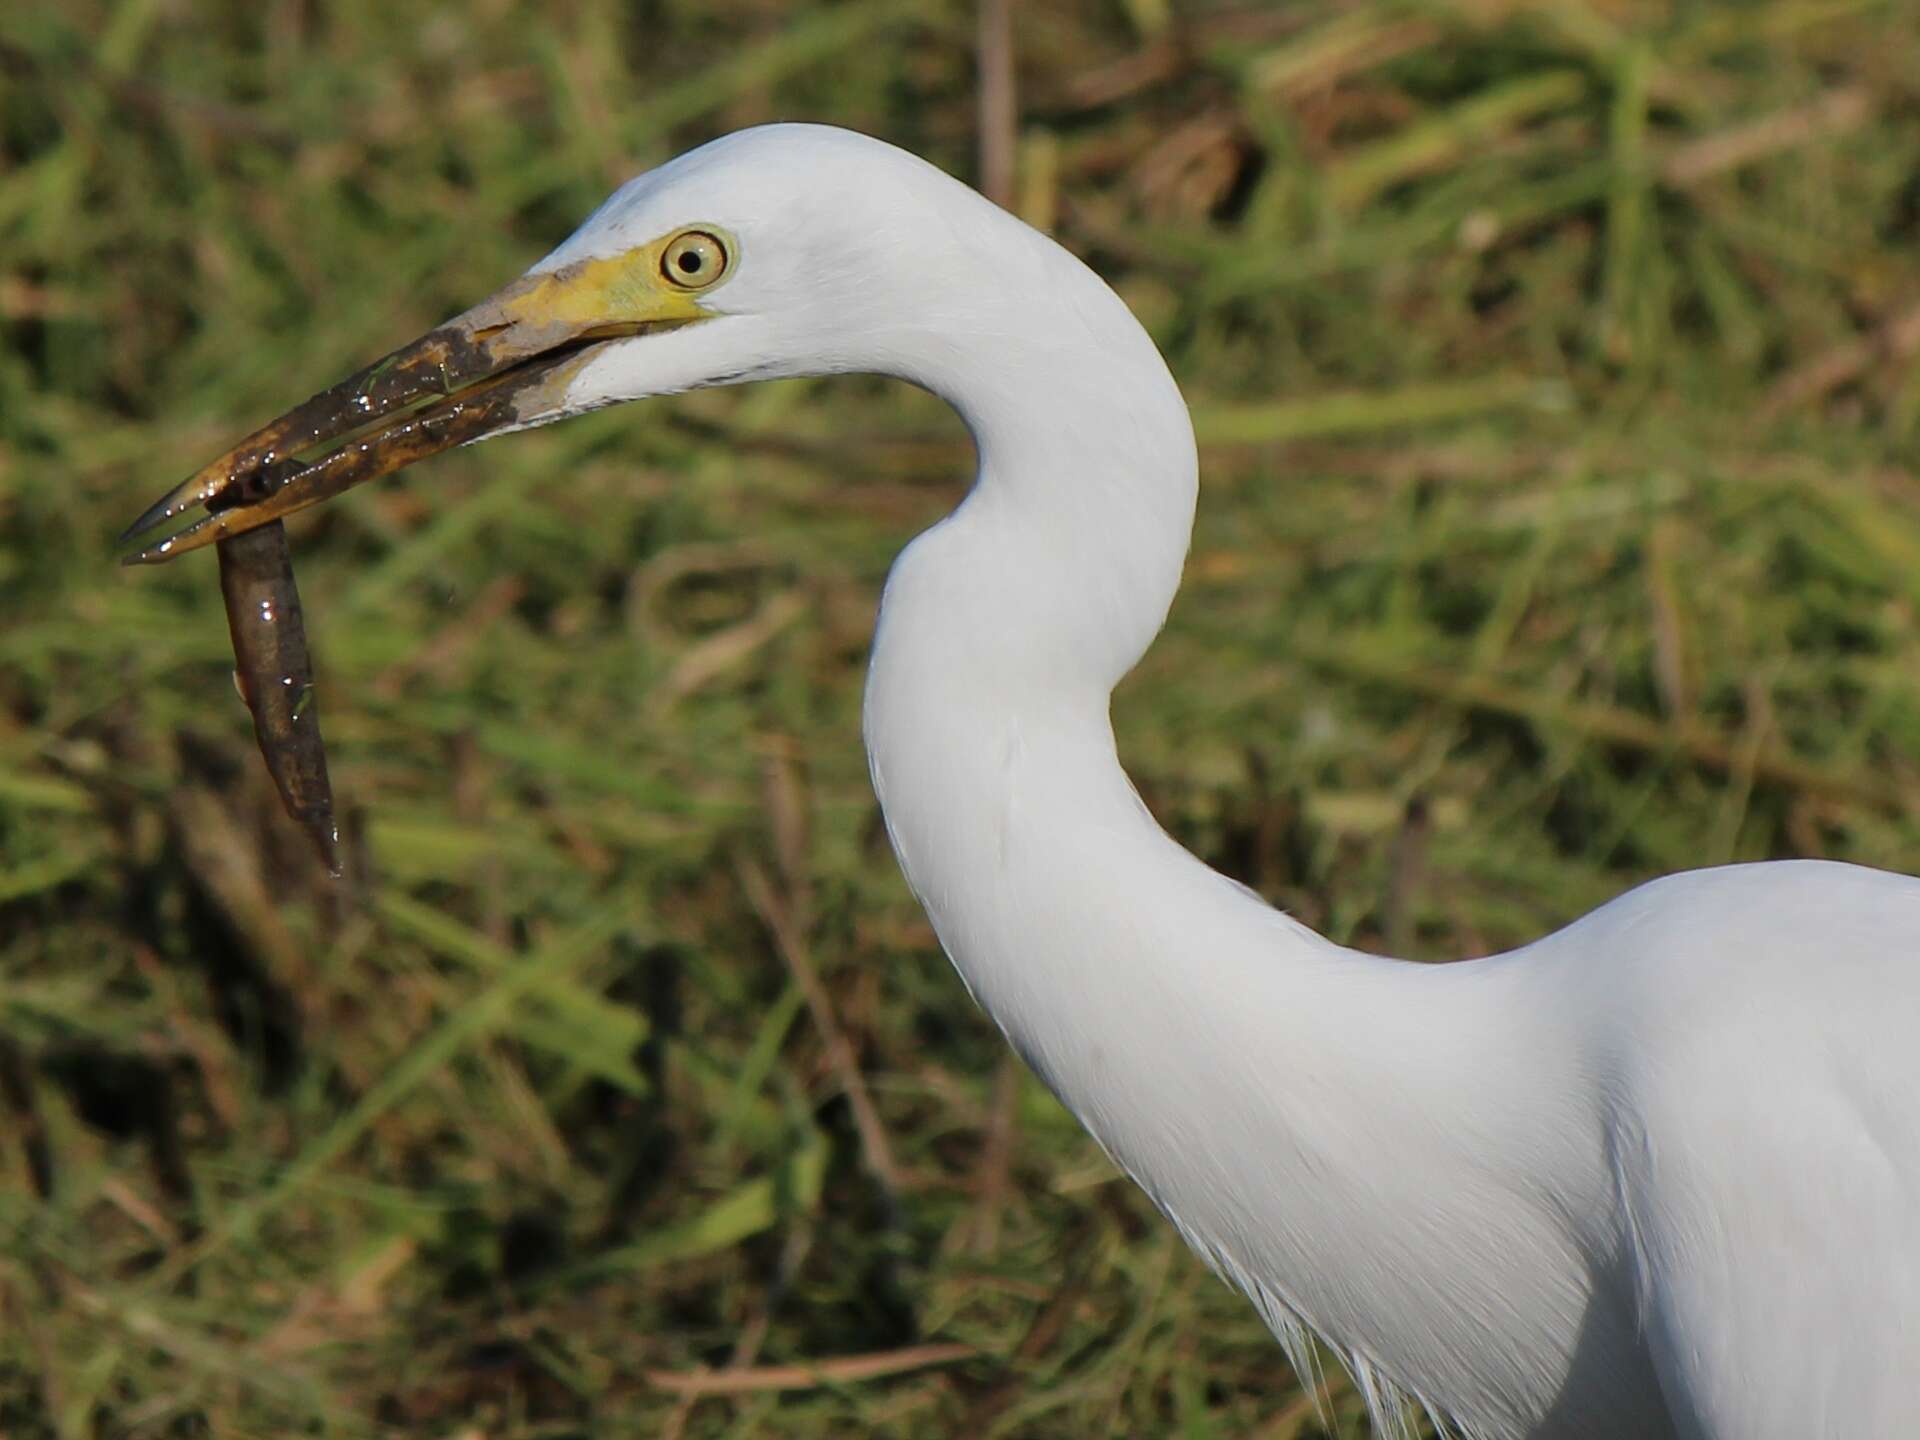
[860,230,1216,1062]
[848,160,1618,1440]
[854,224,1598,1432]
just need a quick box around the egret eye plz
[661,230,728,289]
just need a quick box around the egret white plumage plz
[126,125,1920,1439]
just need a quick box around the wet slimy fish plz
[215,517,340,876]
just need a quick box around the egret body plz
[128,125,1920,1440]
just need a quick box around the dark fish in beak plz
[216,515,340,876]
[123,246,710,861]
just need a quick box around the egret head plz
[123,124,1022,561]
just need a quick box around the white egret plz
[127,125,1920,1439]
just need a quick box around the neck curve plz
[856,208,1631,1439]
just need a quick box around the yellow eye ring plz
[660,230,729,289]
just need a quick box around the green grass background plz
[5,0,1920,1434]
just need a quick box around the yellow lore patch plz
[496,226,736,333]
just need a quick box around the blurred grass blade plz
[1192,378,1571,446]
[152,896,644,1284]
[576,1136,827,1276]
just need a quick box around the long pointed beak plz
[121,252,702,563]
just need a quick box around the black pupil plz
[677,249,703,274]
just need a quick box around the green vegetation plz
[5,1,1920,1434]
